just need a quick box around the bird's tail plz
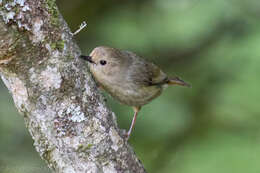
[167,77,191,88]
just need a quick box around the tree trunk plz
[0,0,146,172]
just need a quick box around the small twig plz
[71,21,87,36]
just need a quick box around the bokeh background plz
[1,0,260,172]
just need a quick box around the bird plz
[80,46,190,139]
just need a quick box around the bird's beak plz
[79,55,95,64]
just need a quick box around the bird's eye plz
[100,60,107,65]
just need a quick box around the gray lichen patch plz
[67,104,86,123]
[44,147,75,172]
[31,17,44,43]
[29,66,62,91]
[2,11,15,23]
[102,162,117,173]
[109,127,124,152]
[40,66,62,90]
[53,101,88,137]
[1,0,31,29]
[0,0,64,47]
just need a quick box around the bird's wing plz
[144,62,168,86]
[123,50,168,87]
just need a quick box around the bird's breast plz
[102,80,163,106]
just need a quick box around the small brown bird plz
[80,46,190,139]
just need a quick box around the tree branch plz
[0,0,146,172]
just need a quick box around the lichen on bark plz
[0,0,146,172]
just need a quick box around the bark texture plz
[0,0,146,172]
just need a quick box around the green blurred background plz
[1,0,260,172]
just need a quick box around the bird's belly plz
[104,84,163,106]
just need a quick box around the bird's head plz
[80,46,127,83]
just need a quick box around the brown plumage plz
[80,46,190,139]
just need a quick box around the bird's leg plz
[126,106,141,140]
